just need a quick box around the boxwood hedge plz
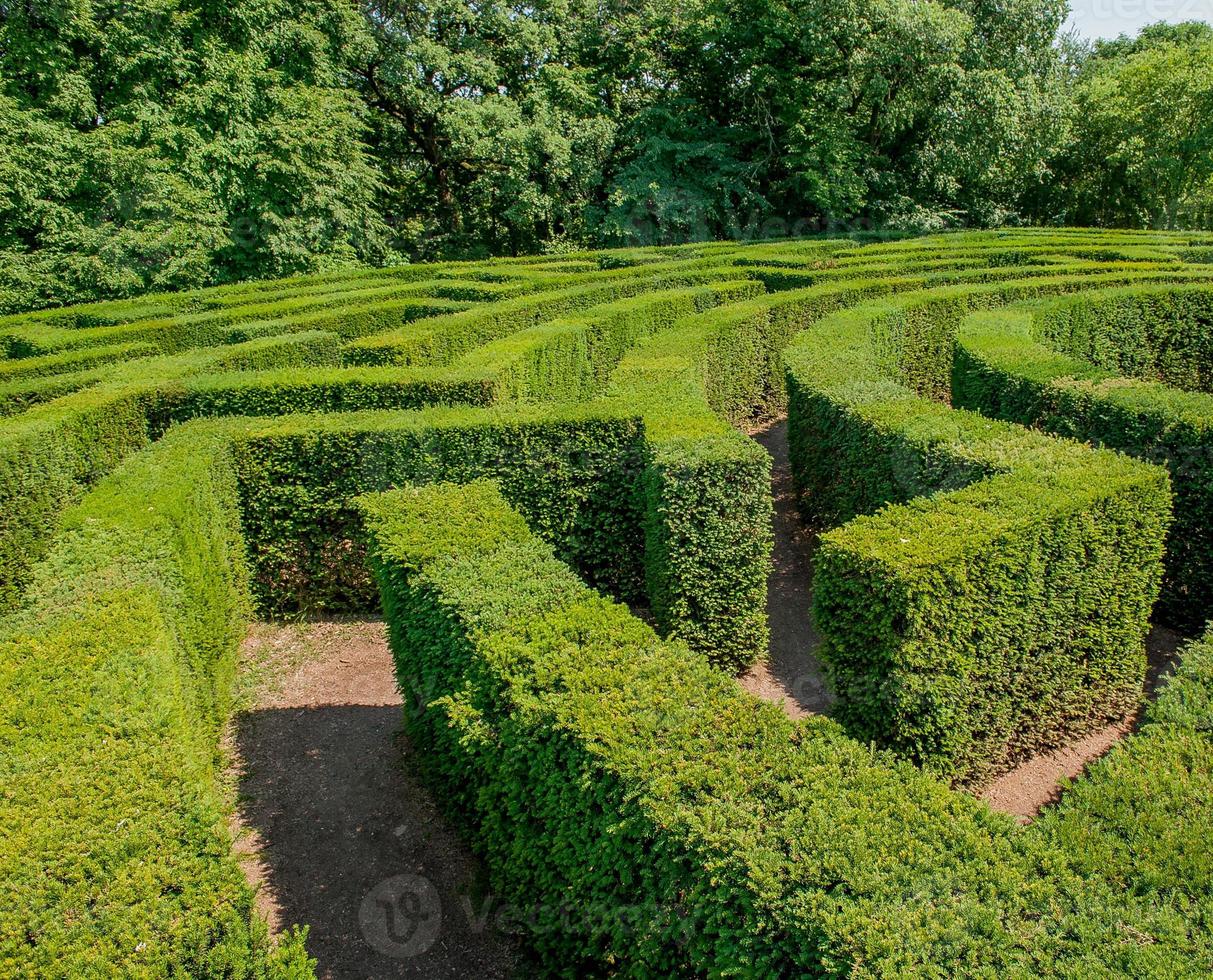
[785,290,1172,782]
[955,286,1213,631]
[360,479,1213,976]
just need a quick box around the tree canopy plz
[0,1,1209,312]
[1041,21,1213,228]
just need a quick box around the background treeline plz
[1,1,1211,313]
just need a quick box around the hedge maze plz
[2,230,1213,975]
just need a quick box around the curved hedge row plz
[955,285,1213,630]
[2,228,1212,975]
[361,479,1213,976]
[785,292,1170,782]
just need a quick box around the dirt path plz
[228,620,516,979]
[738,419,833,716]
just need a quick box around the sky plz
[1063,0,1212,39]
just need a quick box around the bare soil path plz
[227,620,516,979]
[738,419,833,717]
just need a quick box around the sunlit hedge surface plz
[2,230,1212,975]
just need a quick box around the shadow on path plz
[231,622,515,979]
[737,418,834,717]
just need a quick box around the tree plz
[1040,22,1213,228]
[352,0,620,258]
[591,0,1069,243]
[0,0,391,313]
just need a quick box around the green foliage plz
[955,287,1213,630]
[0,424,314,977]
[1041,22,1213,228]
[786,292,1170,781]
[230,405,648,613]
[0,0,392,313]
[1034,623,1213,957]
[0,330,345,608]
[4,230,1213,974]
[11,0,1205,311]
[359,480,1213,975]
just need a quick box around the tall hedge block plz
[230,407,649,613]
[787,301,1171,782]
[639,435,772,669]
[355,481,1025,975]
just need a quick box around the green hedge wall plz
[0,331,345,610]
[0,294,475,358]
[229,406,647,614]
[359,479,1213,976]
[786,295,1171,782]
[0,424,313,978]
[1033,622,1213,962]
[955,293,1213,631]
[1034,285,1213,392]
[342,261,762,366]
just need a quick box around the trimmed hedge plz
[1034,622,1213,961]
[1034,284,1213,392]
[0,340,158,380]
[0,423,313,977]
[5,229,1213,975]
[0,293,476,358]
[229,405,648,614]
[342,260,765,366]
[786,293,1171,782]
[359,479,1213,976]
[448,279,765,403]
[357,480,1014,975]
[955,289,1213,631]
[0,331,343,609]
